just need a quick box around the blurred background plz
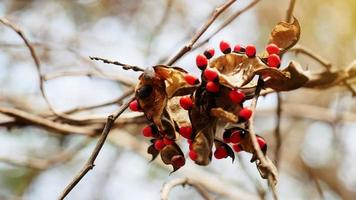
[0,0,356,199]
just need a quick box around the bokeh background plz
[0,0,356,199]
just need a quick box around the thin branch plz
[89,56,145,72]
[290,45,332,70]
[274,93,282,169]
[193,0,261,50]
[285,0,296,23]
[166,0,237,65]
[247,78,279,200]
[160,178,214,200]
[58,95,134,200]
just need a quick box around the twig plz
[285,0,296,23]
[193,0,261,50]
[160,177,214,200]
[290,45,332,70]
[57,95,134,200]
[247,78,279,200]
[274,93,282,169]
[89,56,145,72]
[166,0,237,65]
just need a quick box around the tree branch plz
[89,56,145,72]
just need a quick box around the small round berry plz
[203,68,218,81]
[179,96,193,110]
[233,44,245,53]
[266,43,280,55]
[206,81,219,93]
[257,136,266,149]
[179,126,192,139]
[230,131,242,143]
[220,40,231,54]
[184,74,200,85]
[187,139,193,145]
[171,155,185,167]
[129,100,141,112]
[163,137,174,145]
[189,150,198,161]
[229,89,245,104]
[245,44,256,57]
[223,130,232,143]
[232,144,242,152]
[204,48,215,59]
[196,54,208,70]
[154,139,166,151]
[267,54,281,68]
[214,146,228,159]
[142,125,153,137]
[238,108,253,121]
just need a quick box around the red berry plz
[232,144,242,152]
[229,89,245,104]
[196,54,208,70]
[214,146,228,159]
[179,126,192,139]
[189,150,198,161]
[220,40,231,54]
[257,136,266,149]
[239,108,252,121]
[142,126,153,137]
[171,155,185,167]
[203,68,218,81]
[206,81,219,93]
[204,48,215,59]
[179,96,193,110]
[129,100,140,111]
[223,130,232,143]
[230,131,242,143]
[245,44,256,57]
[267,54,281,68]
[233,44,245,53]
[266,43,280,55]
[184,74,200,85]
[187,139,193,145]
[154,139,166,151]
[163,137,174,145]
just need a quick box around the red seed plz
[220,40,231,54]
[229,89,245,104]
[179,126,192,139]
[189,150,198,161]
[184,74,200,85]
[239,108,253,121]
[214,146,228,159]
[206,81,219,93]
[129,100,140,111]
[203,68,218,81]
[196,54,208,70]
[267,54,281,68]
[171,155,185,167]
[142,126,153,137]
[266,43,280,55]
[204,48,215,59]
[187,139,193,145]
[233,44,245,53]
[223,130,232,143]
[163,137,174,145]
[232,144,242,152]
[179,96,193,110]
[257,136,266,149]
[154,139,166,151]
[230,131,242,143]
[245,44,256,57]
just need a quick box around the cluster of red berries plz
[129,40,272,167]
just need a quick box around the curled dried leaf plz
[256,61,309,91]
[210,108,238,123]
[160,143,185,172]
[269,17,301,53]
[147,143,159,162]
[214,139,235,162]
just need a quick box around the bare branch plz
[58,95,134,200]
[166,0,237,65]
[161,178,214,200]
[89,56,145,72]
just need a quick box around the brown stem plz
[57,96,134,200]
[89,56,145,72]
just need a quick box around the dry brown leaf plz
[269,17,301,52]
[160,143,185,172]
[210,108,238,123]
